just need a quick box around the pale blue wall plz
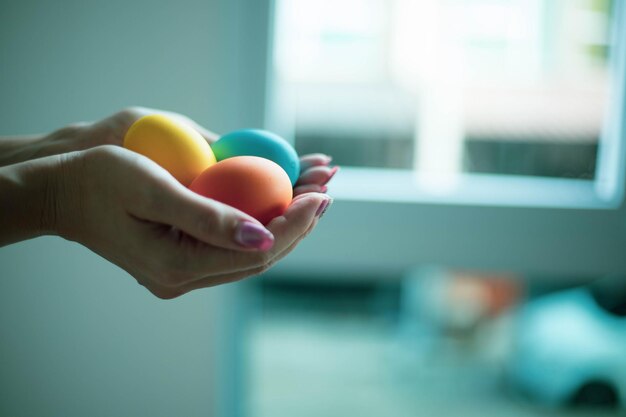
[0,0,270,415]
[0,238,230,416]
[0,0,269,134]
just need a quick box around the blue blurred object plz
[212,129,300,186]
[508,287,626,408]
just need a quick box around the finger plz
[299,154,332,171]
[296,166,339,187]
[181,193,328,280]
[294,184,327,197]
[264,192,327,242]
[132,177,275,252]
[170,198,331,296]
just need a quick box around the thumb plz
[133,180,275,251]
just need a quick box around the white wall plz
[0,0,271,415]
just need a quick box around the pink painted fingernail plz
[328,166,340,181]
[315,198,332,217]
[235,221,274,250]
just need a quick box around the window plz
[271,0,613,182]
[266,0,626,279]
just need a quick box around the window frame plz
[264,0,626,279]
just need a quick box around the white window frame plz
[262,0,626,279]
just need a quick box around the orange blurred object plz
[189,156,293,225]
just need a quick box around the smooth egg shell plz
[189,156,293,225]
[212,129,300,186]
[123,114,216,186]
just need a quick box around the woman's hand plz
[295,154,339,196]
[1,106,338,194]
[49,145,331,299]
[0,107,217,167]
[1,108,338,298]
[80,107,340,195]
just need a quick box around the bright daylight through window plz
[272,0,612,182]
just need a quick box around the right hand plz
[1,106,338,197]
[54,145,330,299]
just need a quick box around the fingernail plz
[316,198,332,218]
[328,166,340,181]
[235,221,274,250]
[321,185,328,193]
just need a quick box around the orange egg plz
[189,156,293,225]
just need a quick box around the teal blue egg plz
[212,129,300,186]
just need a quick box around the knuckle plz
[53,123,89,142]
[129,149,158,172]
[118,106,144,121]
[83,145,126,170]
[195,206,222,238]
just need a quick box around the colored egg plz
[212,129,300,186]
[189,156,293,225]
[123,114,216,186]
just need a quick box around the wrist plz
[0,151,82,246]
[43,150,85,242]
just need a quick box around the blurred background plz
[272,0,609,177]
[2,0,626,416]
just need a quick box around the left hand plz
[22,106,338,194]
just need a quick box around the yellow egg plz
[123,114,216,186]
